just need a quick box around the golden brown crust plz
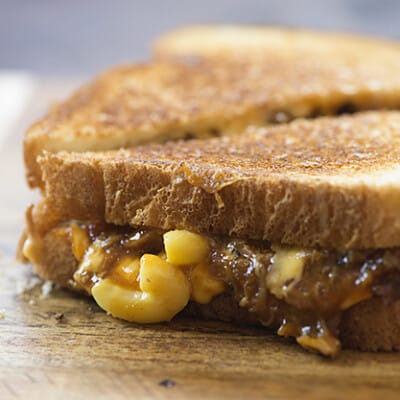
[37,112,400,249]
[26,28,400,187]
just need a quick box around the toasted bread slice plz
[26,38,400,188]
[154,25,400,60]
[35,111,400,249]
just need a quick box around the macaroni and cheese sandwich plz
[20,27,400,356]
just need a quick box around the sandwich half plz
[25,27,400,188]
[22,111,400,356]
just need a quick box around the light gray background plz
[1,0,400,76]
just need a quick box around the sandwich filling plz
[23,221,400,357]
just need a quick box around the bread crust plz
[37,112,400,249]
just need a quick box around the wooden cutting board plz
[1,79,400,400]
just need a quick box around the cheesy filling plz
[267,245,308,299]
[25,221,389,357]
[24,224,307,326]
[71,227,226,323]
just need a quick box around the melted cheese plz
[22,237,35,262]
[190,262,226,304]
[71,223,90,260]
[267,245,307,299]
[296,334,340,357]
[70,228,225,323]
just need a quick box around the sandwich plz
[21,26,400,356]
[22,111,400,356]
[25,27,400,189]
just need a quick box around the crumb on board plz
[16,276,42,297]
[41,281,54,298]
[0,310,5,319]
[16,276,55,303]
[159,379,176,388]
[54,312,64,322]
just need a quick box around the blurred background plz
[2,0,400,76]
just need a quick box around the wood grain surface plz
[1,80,400,400]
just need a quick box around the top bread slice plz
[25,28,400,188]
[154,25,400,60]
[35,111,400,249]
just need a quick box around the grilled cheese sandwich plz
[20,26,400,356]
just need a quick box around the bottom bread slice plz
[186,294,400,352]
[20,219,400,356]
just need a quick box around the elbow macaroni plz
[164,230,209,265]
[92,254,190,323]
[74,228,225,323]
